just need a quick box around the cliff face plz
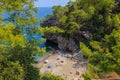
[41,17,89,52]
[45,32,89,52]
[45,33,78,52]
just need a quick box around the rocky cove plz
[42,17,90,52]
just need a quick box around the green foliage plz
[24,65,40,80]
[65,22,80,35]
[81,30,120,78]
[1,61,24,80]
[113,14,120,29]
[0,0,64,80]
[90,41,103,52]
[40,1,120,79]
[80,42,92,58]
[103,30,120,49]
[53,6,68,20]
[0,23,26,47]
[59,15,67,25]
[42,0,117,41]
[2,0,119,80]
[0,0,49,80]
[82,72,93,80]
[73,0,120,79]
[39,0,120,79]
[82,64,101,80]
[38,26,65,34]
[40,73,63,80]
[0,46,24,80]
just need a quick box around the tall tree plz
[0,0,44,80]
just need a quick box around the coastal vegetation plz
[0,0,63,80]
[0,0,120,80]
[41,0,120,79]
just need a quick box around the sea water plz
[3,7,53,61]
[34,7,53,48]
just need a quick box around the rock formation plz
[41,17,89,52]
[45,33,78,52]
[41,17,61,27]
[45,32,88,52]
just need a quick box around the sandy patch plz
[34,51,87,80]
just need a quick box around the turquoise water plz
[3,7,53,61]
[22,7,53,48]
[30,7,52,47]
[31,7,53,61]
[3,7,53,46]
[26,7,53,44]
